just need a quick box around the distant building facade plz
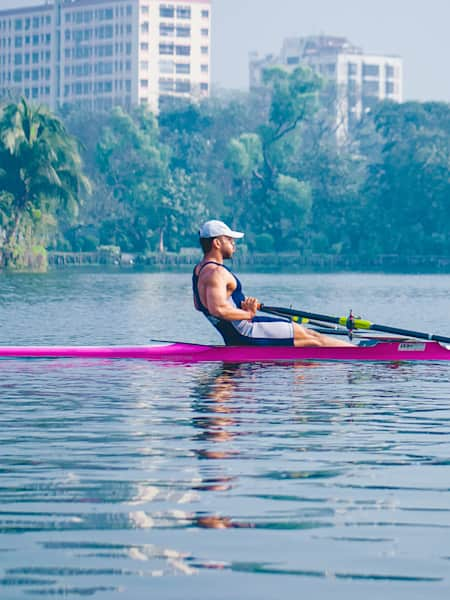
[0,0,211,112]
[250,35,403,136]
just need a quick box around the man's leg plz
[292,323,353,348]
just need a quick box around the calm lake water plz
[1,270,450,600]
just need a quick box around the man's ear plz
[212,237,221,250]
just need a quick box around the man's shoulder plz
[198,262,232,282]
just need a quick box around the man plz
[192,220,352,347]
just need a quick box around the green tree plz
[95,106,170,251]
[361,101,450,256]
[95,105,210,252]
[0,98,90,266]
[256,66,322,188]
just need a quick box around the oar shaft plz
[368,323,450,344]
[260,305,450,345]
[261,305,343,326]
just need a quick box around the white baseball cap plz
[199,220,244,239]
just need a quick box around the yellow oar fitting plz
[338,316,372,330]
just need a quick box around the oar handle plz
[259,304,450,345]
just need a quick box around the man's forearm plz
[210,305,254,321]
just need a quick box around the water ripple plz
[2,273,450,597]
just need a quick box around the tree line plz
[1,66,450,269]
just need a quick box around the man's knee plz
[293,323,319,340]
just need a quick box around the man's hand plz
[241,296,258,320]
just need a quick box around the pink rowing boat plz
[0,340,449,362]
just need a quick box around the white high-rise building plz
[250,35,402,136]
[0,0,211,112]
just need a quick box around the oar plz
[259,304,450,344]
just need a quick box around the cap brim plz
[229,231,244,238]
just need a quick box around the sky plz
[2,0,449,102]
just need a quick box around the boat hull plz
[0,341,449,362]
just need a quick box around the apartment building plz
[0,0,211,112]
[250,35,403,136]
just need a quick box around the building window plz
[201,64,208,73]
[348,79,358,94]
[201,9,209,18]
[140,79,148,88]
[14,19,22,31]
[363,80,379,95]
[160,43,174,55]
[160,6,174,18]
[347,62,357,76]
[201,46,208,55]
[159,59,174,73]
[201,28,208,37]
[286,56,299,65]
[141,5,149,14]
[176,7,191,19]
[159,78,173,91]
[141,22,149,33]
[362,64,379,77]
[15,36,22,48]
[385,80,395,95]
[362,96,378,111]
[140,61,149,70]
[176,45,190,56]
[176,62,190,74]
[141,42,149,51]
[160,24,174,37]
[385,64,395,79]
[175,80,190,92]
[177,26,190,37]
[200,82,208,91]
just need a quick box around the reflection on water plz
[1,272,450,599]
[2,358,450,598]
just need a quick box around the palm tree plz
[0,98,91,267]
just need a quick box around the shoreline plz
[3,250,450,274]
[44,250,450,274]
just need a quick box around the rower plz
[192,220,353,347]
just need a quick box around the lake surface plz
[1,270,450,599]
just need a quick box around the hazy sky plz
[2,0,448,101]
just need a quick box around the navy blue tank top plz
[192,261,245,316]
[192,261,294,347]
[192,261,249,344]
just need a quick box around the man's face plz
[217,235,236,259]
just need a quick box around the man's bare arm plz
[204,271,257,321]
